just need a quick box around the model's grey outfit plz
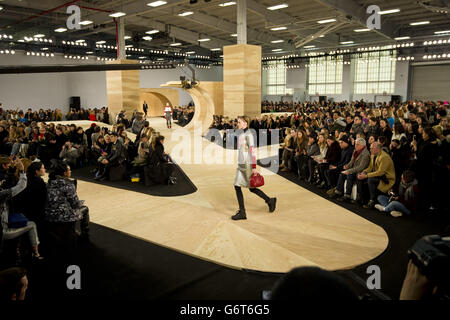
[234,129,255,188]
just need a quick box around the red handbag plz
[250,172,264,188]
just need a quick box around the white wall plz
[0,51,223,112]
[394,61,410,101]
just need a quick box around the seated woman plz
[45,161,90,244]
[132,135,150,167]
[1,158,42,259]
[144,136,175,186]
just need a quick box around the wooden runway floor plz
[73,118,388,273]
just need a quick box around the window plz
[308,55,343,95]
[263,60,294,95]
[353,51,396,94]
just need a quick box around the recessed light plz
[378,9,400,15]
[146,30,160,34]
[304,45,315,48]
[270,26,287,31]
[198,38,210,42]
[354,28,371,32]
[178,11,193,17]
[267,4,288,11]
[340,41,354,44]
[219,2,236,7]
[170,43,182,46]
[211,48,221,51]
[271,40,284,43]
[124,36,131,40]
[41,48,49,51]
[147,1,167,7]
[231,34,238,37]
[55,28,67,33]
[109,12,126,18]
[143,36,153,41]
[395,36,410,40]
[79,20,93,25]
[86,51,93,54]
[410,21,430,26]
[96,41,106,44]
[75,39,85,43]
[186,51,195,54]
[272,49,282,52]
[34,34,45,38]
[434,30,450,34]
[318,19,336,24]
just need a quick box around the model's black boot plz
[267,198,277,212]
[231,210,247,220]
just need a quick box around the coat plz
[346,147,370,175]
[364,150,396,193]
[45,176,83,223]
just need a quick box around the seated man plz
[325,134,354,194]
[59,141,81,167]
[144,136,175,185]
[356,141,396,209]
[95,132,126,181]
[331,138,370,202]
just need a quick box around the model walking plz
[164,103,172,129]
[232,116,276,220]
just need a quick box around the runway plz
[73,118,389,273]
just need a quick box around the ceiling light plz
[146,30,159,34]
[55,28,67,33]
[147,1,167,7]
[271,26,287,31]
[410,21,430,26]
[75,39,85,43]
[340,41,354,44]
[170,43,182,46]
[272,49,282,52]
[34,34,45,38]
[198,38,210,42]
[354,28,371,32]
[211,48,221,51]
[319,35,325,37]
[79,20,93,26]
[231,34,238,37]
[395,36,410,40]
[109,12,126,18]
[178,11,193,16]
[124,36,131,40]
[267,4,288,11]
[304,45,315,48]
[434,30,450,34]
[96,40,106,44]
[186,51,195,54]
[318,19,336,24]
[271,40,284,43]
[378,9,400,15]
[143,36,153,41]
[0,6,3,11]
[219,2,236,7]
[41,48,48,51]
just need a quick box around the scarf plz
[352,146,366,165]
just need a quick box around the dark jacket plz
[45,176,83,223]
[145,142,172,185]
[107,139,126,165]
[17,175,47,225]
[336,145,354,171]
[324,141,341,165]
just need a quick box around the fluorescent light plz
[319,35,325,37]
[231,34,238,37]
[340,41,354,44]
[79,20,93,25]
[124,36,131,40]
[178,11,193,17]
[147,1,167,7]
[354,28,371,32]
[318,19,336,24]
[410,21,430,26]
[198,38,210,42]
[211,48,221,51]
[75,39,85,43]
[395,36,410,40]
[41,48,49,51]
[125,45,132,48]
[170,43,182,46]
[219,2,236,7]
[271,26,287,31]
[378,9,400,15]
[143,36,153,41]
[267,4,288,11]
[34,34,45,38]
[0,6,3,11]
[86,51,93,54]
[54,28,67,33]
[434,30,450,34]
[271,40,284,43]
[304,45,315,48]
[272,49,282,52]
[96,40,106,44]
[186,51,195,55]
[146,30,159,34]
[109,12,126,18]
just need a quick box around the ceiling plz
[0,0,450,62]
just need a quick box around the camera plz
[408,235,450,293]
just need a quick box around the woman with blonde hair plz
[232,116,276,220]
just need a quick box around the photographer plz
[59,141,81,167]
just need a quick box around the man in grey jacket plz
[330,138,370,202]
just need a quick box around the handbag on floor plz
[250,172,264,188]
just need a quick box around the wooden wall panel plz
[139,88,179,117]
[223,44,261,119]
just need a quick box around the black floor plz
[13,157,450,300]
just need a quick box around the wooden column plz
[106,59,140,122]
[223,44,261,119]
